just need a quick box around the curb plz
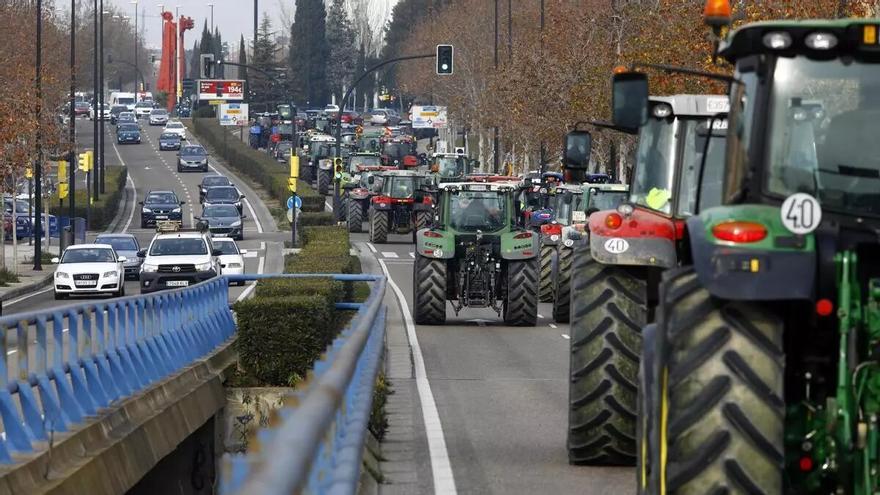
[0,272,54,303]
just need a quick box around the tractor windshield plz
[384,143,411,160]
[586,188,629,213]
[349,155,381,169]
[383,177,417,199]
[435,156,467,178]
[676,118,726,216]
[449,190,507,232]
[766,56,880,217]
[554,192,581,226]
[630,117,676,214]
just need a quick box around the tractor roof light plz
[702,0,731,28]
[763,31,793,50]
[711,221,767,243]
[805,32,838,50]
[613,65,629,74]
[618,203,634,217]
[605,213,623,229]
[652,104,673,118]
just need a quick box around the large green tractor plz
[626,14,880,495]
[565,94,728,466]
[412,181,540,326]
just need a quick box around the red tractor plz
[343,165,398,233]
[368,170,434,243]
[381,136,419,168]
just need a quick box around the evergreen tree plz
[188,40,201,79]
[252,14,280,104]
[325,0,356,107]
[289,0,329,106]
[238,35,248,85]
[214,29,225,78]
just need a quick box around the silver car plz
[94,233,142,279]
[149,108,169,126]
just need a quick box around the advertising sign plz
[198,79,245,101]
[411,105,448,129]
[219,103,249,126]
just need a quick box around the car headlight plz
[102,270,117,278]
[226,262,242,268]
[195,261,213,272]
[172,207,181,213]
[142,207,152,213]
[231,220,242,227]
[55,271,69,279]
[142,263,158,273]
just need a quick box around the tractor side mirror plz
[612,71,649,130]
[564,130,592,169]
[414,191,424,203]
[430,163,439,173]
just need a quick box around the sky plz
[104,0,397,50]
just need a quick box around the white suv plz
[138,231,219,293]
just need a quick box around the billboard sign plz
[198,79,245,101]
[411,105,448,129]
[219,103,249,126]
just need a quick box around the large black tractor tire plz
[338,195,348,221]
[648,267,784,495]
[413,255,447,325]
[413,210,431,244]
[347,200,364,233]
[502,258,539,326]
[551,244,574,323]
[567,246,646,466]
[539,242,555,302]
[369,209,388,244]
[317,169,331,195]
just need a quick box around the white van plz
[110,92,137,111]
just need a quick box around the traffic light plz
[200,54,215,79]
[333,157,344,179]
[436,44,453,75]
[77,152,90,172]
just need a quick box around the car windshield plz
[111,106,126,114]
[149,238,208,256]
[5,200,29,214]
[146,192,177,204]
[160,133,179,140]
[449,190,507,232]
[202,176,230,187]
[61,248,116,263]
[117,97,135,105]
[203,205,239,217]
[181,146,206,156]
[764,56,880,217]
[167,123,183,129]
[436,157,467,177]
[207,188,239,201]
[677,118,726,216]
[630,117,675,214]
[119,114,135,121]
[118,124,138,132]
[95,237,138,251]
[151,109,167,115]
[136,102,151,108]
[212,240,239,255]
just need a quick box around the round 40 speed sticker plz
[781,193,822,235]
[604,237,629,254]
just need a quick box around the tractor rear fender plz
[687,204,816,301]
[370,197,392,211]
[500,230,539,260]
[349,189,370,200]
[589,208,678,268]
[416,229,455,259]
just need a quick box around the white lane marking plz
[243,251,258,258]
[243,199,263,233]
[5,287,53,306]
[561,334,570,340]
[409,252,415,258]
[111,140,138,233]
[382,252,398,259]
[324,200,333,212]
[549,323,558,329]
[366,243,378,254]
[377,259,457,494]
[537,314,544,319]
[235,252,265,303]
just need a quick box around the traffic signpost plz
[289,155,300,247]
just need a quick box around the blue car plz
[140,190,184,228]
[158,132,181,151]
[116,123,141,144]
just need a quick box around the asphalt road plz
[4,116,283,316]
[350,229,634,492]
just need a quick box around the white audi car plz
[53,244,126,299]
[163,121,187,140]
[211,237,246,284]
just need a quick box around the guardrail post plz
[67,309,98,416]
[51,312,84,424]
[81,311,111,408]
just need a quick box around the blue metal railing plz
[221,273,388,495]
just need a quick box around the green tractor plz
[626,14,880,495]
[549,182,629,324]
[412,181,540,326]
[565,94,728,466]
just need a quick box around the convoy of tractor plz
[290,4,880,491]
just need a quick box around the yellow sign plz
[289,156,300,179]
[287,177,298,193]
[208,99,224,105]
[25,168,32,179]
[58,161,67,183]
[58,183,69,199]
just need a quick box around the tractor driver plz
[454,193,504,231]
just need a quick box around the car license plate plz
[155,215,168,219]
[75,280,98,286]
[166,280,189,287]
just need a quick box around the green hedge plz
[233,225,358,386]
[49,165,127,231]
[188,118,324,212]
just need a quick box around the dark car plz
[274,141,293,162]
[202,185,243,214]
[196,204,244,240]
[94,233,142,279]
[177,145,209,172]
[115,112,136,127]
[109,105,127,124]
[140,190,184,228]
[198,175,232,202]
[116,123,141,144]
[158,132,182,151]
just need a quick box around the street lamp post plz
[93,0,100,201]
[207,3,213,31]
[176,5,182,110]
[100,6,108,194]
[68,0,76,246]
[34,0,43,270]
[132,0,139,92]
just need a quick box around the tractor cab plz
[430,153,474,181]
[381,137,418,168]
[367,170,434,243]
[346,152,382,175]
[357,131,383,152]
[522,171,565,230]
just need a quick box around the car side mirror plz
[118,256,128,263]
[240,194,245,199]
[212,249,222,256]
[180,201,186,205]
[193,216,201,220]
[241,215,247,219]
[240,249,248,254]
[612,71,649,130]
[137,249,147,257]
[138,201,144,205]
[564,130,592,169]
[51,257,60,264]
